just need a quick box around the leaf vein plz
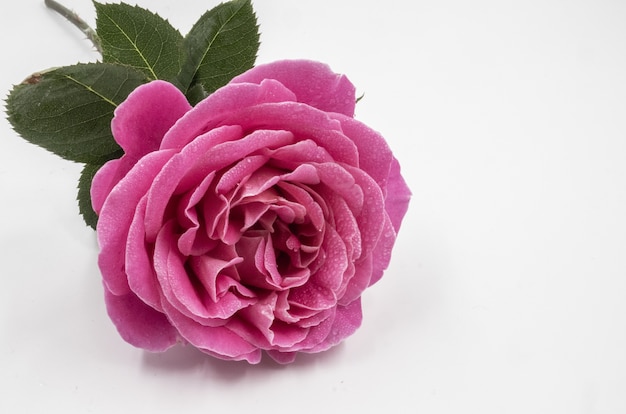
[103,12,158,79]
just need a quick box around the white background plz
[1,0,625,413]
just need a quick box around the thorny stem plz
[44,0,102,54]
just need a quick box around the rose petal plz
[369,214,396,286]
[342,165,386,258]
[112,80,191,156]
[307,298,362,353]
[269,320,310,348]
[338,253,373,306]
[287,310,335,352]
[188,254,243,304]
[154,220,214,321]
[236,294,310,348]
[178,129,295,196]
[215,154,268,194]
[385,157,412,232]
[276,181,325,231]
[293,308,334,329]
[126,197,162,311]
[229,102,359,166]
[91,158,123,214]
[308,225,347,292]
[92,82,192,211]
[176,172,219,256]
[315,162,363,213]
[289,282,337,311]
[104,288,178,352]
[161,300,261,363]
[231,60,356,116]
[97,150,175,295]
[267,139,334,170]
[325,191,361,261]
[143,125,244,242]
[332,114,394,191]
[160,79,297,151]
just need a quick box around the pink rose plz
[91,60,410,364]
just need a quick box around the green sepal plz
[95,1,185,84]
[77,163,102,229]
[6,62,147,164]
[178,0,260,95]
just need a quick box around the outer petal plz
[331,114,394,191]
[104,288,178,352]
[226,102,359,166]
[338,253,373,306]
[369,214,396,286]
[97,150,175,295]
[92,81,191,212]
[307,298,363,353]
[91,157,126,214]
[160,80,297,151]
[385,158,411,233]
[125,197,162,311]
[112,80,191,157]
[162,300,262,363]
[231,60,356,116]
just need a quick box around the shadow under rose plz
[288,342,347,368]
[141,341,348,381]
[141,345,249,381]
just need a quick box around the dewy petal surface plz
[384,158,412,233]
[112,81,191,157]
[104,288,178,352]
[231,60,357,116]
[97,150,175,296]
[125,197,162,311]
[91,158,124,214]
[307,298,362,353]
[331,114,394,190]
[162,299,262,363]
[227,102,359,166]
[92,81,191,213]
[160,80,297,151]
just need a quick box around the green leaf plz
[77,163,101,229]
[185,83,209,106]
[178,0,259,95]
[6,62,147,164]
[95,2,184,83]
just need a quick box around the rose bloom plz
[91,60,410,364]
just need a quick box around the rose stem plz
[44,0,102,54]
